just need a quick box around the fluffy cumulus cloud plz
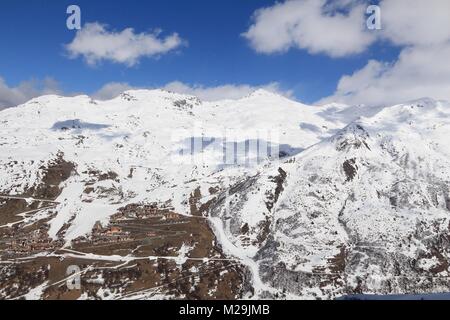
[319,44,450,106]
[92,81,292,101]
[320,0,450,106]
[380,0,450,47]
[243,0,375,57]
[245,0,450,106]
[66,23,185,66]
[0,77,61,110]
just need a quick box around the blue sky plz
[0,0,447,107]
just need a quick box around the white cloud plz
[162,81,293,101]
[319,0,450,106]
[380,0,450,47]
[244,0,450,106]
[91,81,292,101]
[243,0,375,57]
[92,82,134,100]
[65,23,186,66]
[0,77,61,110]
[319,44,450,106]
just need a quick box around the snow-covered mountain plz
[213,98,450,299]
[1,90,449,300]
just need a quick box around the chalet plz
[165,212,180,220]
[105,226,122,235]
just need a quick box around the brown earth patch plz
[0,203,250,300]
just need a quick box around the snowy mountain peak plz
[332,122,371,152]
[244,88,286,100]
[114,88,202,104]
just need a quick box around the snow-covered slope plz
[0,89,345,242]
[1,91,449,299]
[210,98,450,298]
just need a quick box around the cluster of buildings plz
[8,229,63,254]
[88,222,132,243]
[71,204,184,246]
[111,203,159,221]
[110,203,178,221]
